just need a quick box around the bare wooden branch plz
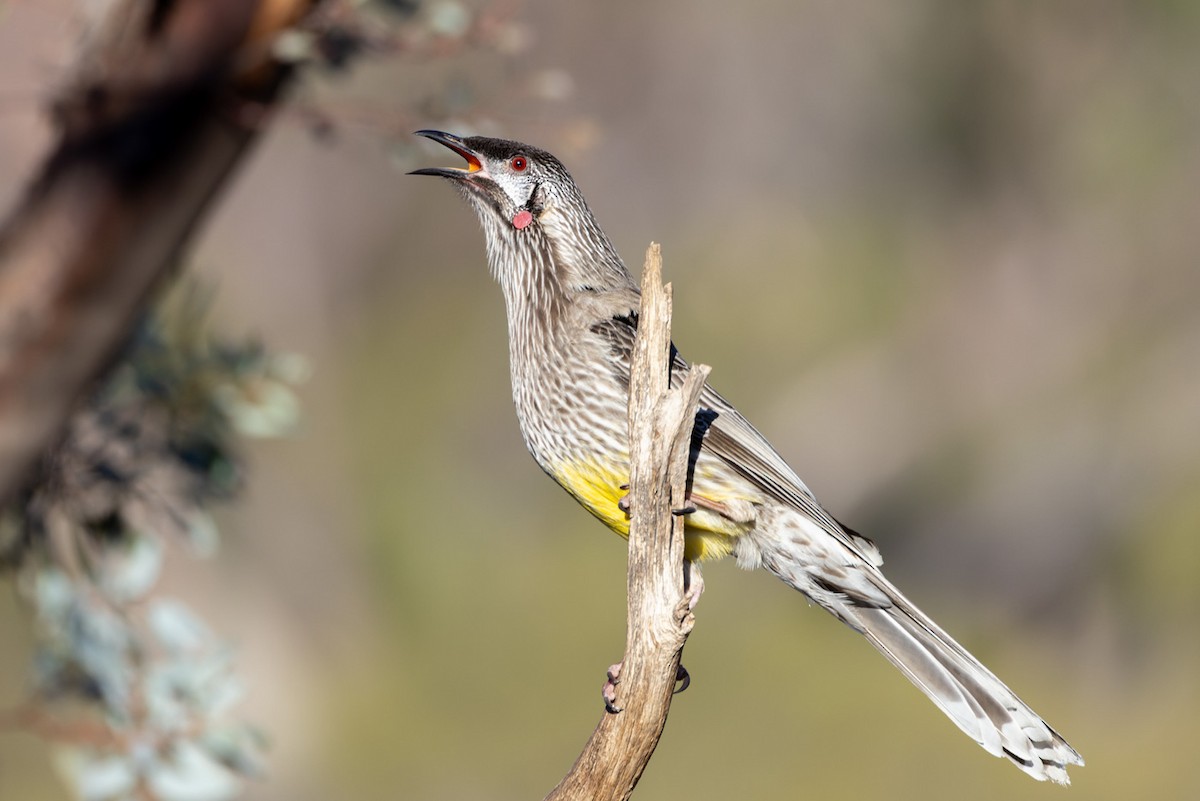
[0,0,325,504]
[546,243,711,801]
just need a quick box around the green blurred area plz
[3,1,1200,799]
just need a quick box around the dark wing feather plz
[588,312,879,563]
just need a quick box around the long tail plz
[759,533,1084,784]
[844,582,1082,784]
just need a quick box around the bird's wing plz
[587,310,881,564]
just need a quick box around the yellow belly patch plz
[550,458,752,562]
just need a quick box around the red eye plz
[511,156,528,171]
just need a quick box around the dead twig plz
[545,243,711,801]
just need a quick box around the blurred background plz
[2,0,1199,799]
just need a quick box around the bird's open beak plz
[409,130,487,179]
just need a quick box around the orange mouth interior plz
[444,141,482,173]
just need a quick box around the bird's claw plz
[603,662,622,713]
[674,664,691,695]
[616,483,697,519]
[602,660,691,711]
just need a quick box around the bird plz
[411,129,1084,785]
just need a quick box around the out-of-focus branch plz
[0,0,324,504]
[545,243,711,801]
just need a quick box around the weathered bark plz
[545,243,711,801]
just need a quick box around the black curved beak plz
[409,130,486,178]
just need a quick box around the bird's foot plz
[616,484,698,519]
[602,662,623,713]
[602,661,692,712]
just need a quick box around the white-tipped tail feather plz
[750,513,1083,785]
[843,587,1083,784]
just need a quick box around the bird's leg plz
[604,498,704,712]
[670,562,703,696]
[602,561,702,712]
[688,494,758,523]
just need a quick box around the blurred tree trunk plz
[0,0,324,504]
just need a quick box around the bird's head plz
[410,130,573,232]
[411,130,633,300]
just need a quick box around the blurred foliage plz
[0,285,305,801]
[280,0,579,156]
[0,0,543,797]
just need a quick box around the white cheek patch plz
[512,209,533,230]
